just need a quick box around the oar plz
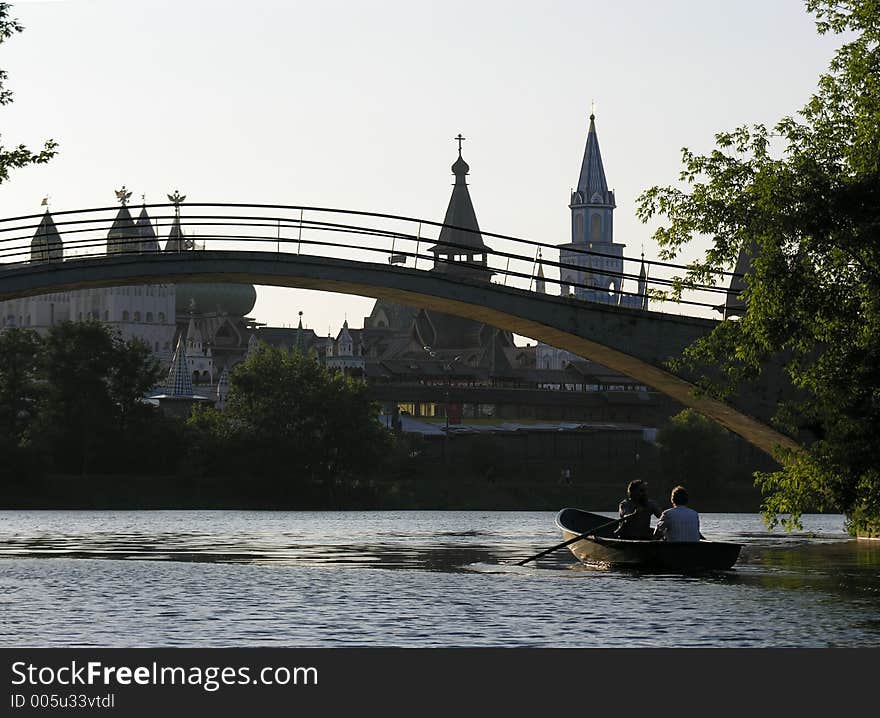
[514,513,635,566]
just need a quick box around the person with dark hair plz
[654,485,702,542]
[615,479,662,539]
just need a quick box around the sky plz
[0,0,844,335]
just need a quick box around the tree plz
[0,327,41,444]
[0,3,57,184]
[657,409,729,493]
[636,1,880,535]
[188,344,393,488]
[0,327,43,479]
[36,321,162,475]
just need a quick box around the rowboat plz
[555,508,742,572]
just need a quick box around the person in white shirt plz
[654,486,702,542]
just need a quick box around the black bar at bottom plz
[1,648,872,716]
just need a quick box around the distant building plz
[0,190,258,380]
[1,201,177,361]
[556,113,649,309]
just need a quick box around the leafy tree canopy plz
[636,1,880,534]
[189,344,392,484]
[0,2,57,184]
[35,321,162,474]
[0,327,42,446]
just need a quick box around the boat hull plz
[556,508,742,572]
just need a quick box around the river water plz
[0,510,877,647]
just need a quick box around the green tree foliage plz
[187,344,392,487]
[656,409,729,494]
[0,327,41,444]
[35,321,162,474]
[0,327,43,479]
[636,1,880,535]
[0,3,57,184]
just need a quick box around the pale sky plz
[0,0,842,335]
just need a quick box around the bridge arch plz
[0,250,797,457]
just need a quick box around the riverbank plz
[0,470,764,512]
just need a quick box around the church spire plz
[429,134,493,281]
[573,112,615,207]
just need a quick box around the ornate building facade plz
[0,190,258,384]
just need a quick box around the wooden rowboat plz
[556,508,742,572]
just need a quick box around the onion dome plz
[174,282,257,317]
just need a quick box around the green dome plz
[175,282,257,317]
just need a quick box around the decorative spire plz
[136,202,160,253]
[115,186,132,206]
[720,239,757,318]
[638,252,649,310]
[429,135,492,280]
[338,319,353,357]
[573,111,614,207]
[107,189,137,255]
[451,133,469,179]
[164,189,190,252]
[30,210,63,263]
[165,334,194,397]
[295,311,305,353]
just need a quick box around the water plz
[0,510,878,647]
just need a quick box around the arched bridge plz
[0,203,798,457]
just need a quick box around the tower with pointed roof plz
[185,312,214,385]
[533,249,546,294]
[716,239,757,319]
[30,210,63,262]
[558,113,629,304]
[150,333,214,417]
[637,253,649,311]
[135,203,160,253]
[107,187,139,255]
[428,136,493,282]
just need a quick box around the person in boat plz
[654,485,702,542]
[615,479,662,539]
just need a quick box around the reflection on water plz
[0,511,877,647]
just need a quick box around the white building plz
[1,207,177,361]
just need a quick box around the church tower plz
[428,134,493,283]
[558,112,627,303]
[570,112,615,246]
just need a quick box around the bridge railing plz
[0,203,742,318]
